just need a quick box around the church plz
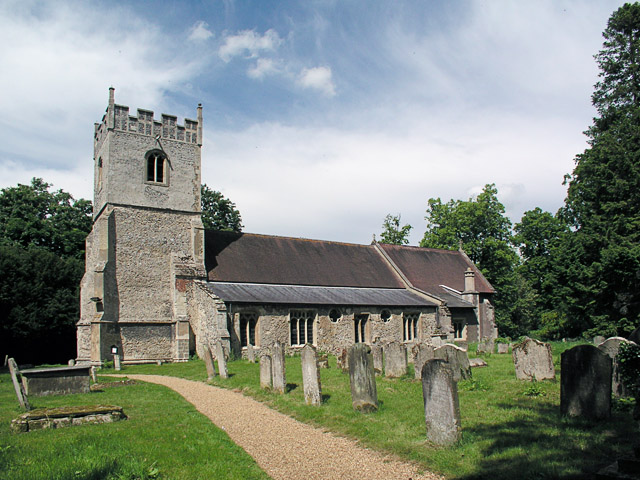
[76,89,497,365]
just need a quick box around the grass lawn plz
[0,373,271,480]
[121,342,638,479]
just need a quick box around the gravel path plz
[121,374,442,480]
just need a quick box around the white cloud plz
[188,21,213,42]
[218,29,282,62]
[298,67,336,96]
[248,58,279,79]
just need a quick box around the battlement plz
[94,88,202,153]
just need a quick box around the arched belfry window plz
[146,150,167,184]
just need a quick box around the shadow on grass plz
[286,383,298,393]
[456,398,635,479]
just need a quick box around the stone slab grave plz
[8,358,30,410]
[20,365,91,397]
[214,341,229,379]
[434,344,471,382]
[348,343,378,413]
[469,358,488,368]
[421,359,461,446]
[259,353,272,389]
[384,341,407,378]
[203,344,217,380]
[412,343,435,379]
[301,345,322,406]
[512,337,555,381]
[11,405,126,433]
[597,337,637,398]
[271,341,286,394]
[561,344,612,420]
[371,344,383,376]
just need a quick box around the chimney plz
[464,267,476,292]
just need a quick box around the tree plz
[562,3,640,337]
[379,214,412,245]
[420,184,525,336]
[0,178,92,260]
[201,184,243,232]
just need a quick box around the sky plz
[0,0,629,245]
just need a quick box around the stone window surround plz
[403,312,420,342]
[290,310,316,346]
[452,317,466,340]
[145,149,169,186]
[239,312,259,348]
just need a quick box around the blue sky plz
[0,0,628,244]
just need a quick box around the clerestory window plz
[146,151,167,184]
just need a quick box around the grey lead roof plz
[203,282,438,307]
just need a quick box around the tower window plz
[146,151,167,184]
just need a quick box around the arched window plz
[146,150,167,184]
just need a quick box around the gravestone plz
[593,335,606,345]
[317,354,329,369]
[203,345,217,380]
[8,358,30,411]
[301,345,322,406]
[259,353,272,389]
[246,344,256,363]
[432,336,444,347]
[384,342,407,378]
[412,343,435,379]
[215,341,228,379]
[90,366,97,383]
[512,337,555,381]
[348,343,378,412]
[434,344,471,382]
[68,359,75,366]
[476,339,494,354]
[629,327,640,345]
[598,337,636,398]
[113,354,121,371]
[561,344,612,420]
[371,344,383,375]
[271,341,286,394]
[469,358,488,368]
[421,359,461,446]
[20,366,91,397]
[497,343,509,354]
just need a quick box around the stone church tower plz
[76,88,206,365]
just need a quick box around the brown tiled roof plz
[205,231,405,288]
[377,243,495,294]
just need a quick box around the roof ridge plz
[208,230,378,248]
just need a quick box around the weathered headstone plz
[301,345,322,406]
[434,344,471,382]
[412,343,435,379]
[259,353,272,389]
[8,358,30,411]
[384,342,407,378]
[246,344,256,363]
[317,354,329,369]
[561,344,612,419]
[512,337,555,381]
[68,359,76,366]
[629,326,640,345]
[203,345,217,380]
[598,336,636,398]
[90,366,97,383]
[497,343,509,354]
[271,341,286,394]
[336,348,349,373]
[476,339,494,354]
[348,343,378,412]
[371,344,383,376]
[215,341,228,379]
[432,336,444,347]
[113,354,121,371]
[593,335,606,345]
[421,359,461,446]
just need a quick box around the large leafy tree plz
[562,3,640,337]
[420,184,526,337]
[201,184,243,232]
[379,214,412,245]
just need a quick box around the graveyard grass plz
[0,375,270,480]
[1,342,636,479]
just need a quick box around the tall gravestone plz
[371,344,383,375]
[421,359,461,446]
[113,354,121,371]
[246,344,256,363]
[348,343,378,412]
[203,345,217,380]
[301,345,322,406]
[215,341,229,379]
[271,341,286,394]
[512,337,555,381]
[434,344,471,382]
[597,337,636,398]
[384,342,407,378]
[337,348,349,373]
[8,358,30,411]
[561,345,612,420]
[412,343,435,379]
[259,353,272,389]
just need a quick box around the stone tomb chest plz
[20,365,91,397]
